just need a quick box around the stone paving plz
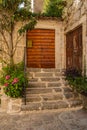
[0,107,87,130]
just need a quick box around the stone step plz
[21,102,41,111]
[26,68,62,73]
[68,99,82,107]
[21,100,69,111]
[40,78,60,82]
[26,68,64,80]
[25,93,63,102]
[28,82,62,88]
[28,82,46,88]
[27,72,63,78]
[21,99,82,111]
[26,95,41,103]
[26,88,62,95]
[28,77,61,83]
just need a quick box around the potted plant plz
[65,68,87,109]
[0,62,27,97]
[0,62,28,113]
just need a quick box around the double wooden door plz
[26,29,55,68]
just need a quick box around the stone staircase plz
[21,68,82,111]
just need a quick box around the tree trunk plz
[9,23,14,66]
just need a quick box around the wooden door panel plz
[66,26,82,71]
[26,29,55,68]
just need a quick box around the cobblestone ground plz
[0,108,87,130]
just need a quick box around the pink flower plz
[4,83,9,87]
[5,75,10,80]
[12,78,19,84]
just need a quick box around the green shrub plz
[44,0,66,18]
[0,62,28,98]
[65,68,87,96]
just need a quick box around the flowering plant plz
[0,62,27,98]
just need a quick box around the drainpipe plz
[31,0,34,13]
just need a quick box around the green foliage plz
[0,0,30,11]
[0,62,28,98]
[18,17,37,35]
[0,0,37,34]
[0,0,2,4]
[43,0,66,18]
[0,0,37,66]
[65,68,87,96]
[65,67,82,80]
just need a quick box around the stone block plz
[63,81,69,86]
[53,94,63,100]
[64,93,73,99]
[74,9,81,21]
[73,92,79,98]
[69,99,82,108]
[26,95,41,102]
[41,94,63,101]
[1,95,10,112]
[26,88,52,94]
[11,98,22,104]
[41,78,60,82]
[53,88,62,92]
[42,69,61,72]
[7,98,22,114]
[63,87,73,93]
[80,95,87,109]
[26,72,33,78]
[27,68,41,72]
[29,83,46,88]
[29,78,38,82]
[12,105,21,111]
[48,83,61,88]
[42,101,68,110]
[35,73,53,77]
[55,73,62,77]
[22,103,41,111]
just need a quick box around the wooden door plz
[66,26,82,70]
[26,29,55,68]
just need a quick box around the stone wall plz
[0,19,65,69]
[64,0,87,75]
[34,0,44,13]
[14,19,65,70]
[13,22,26,64]
[0,22,26,66]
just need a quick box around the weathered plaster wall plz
[64,0,87,75]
